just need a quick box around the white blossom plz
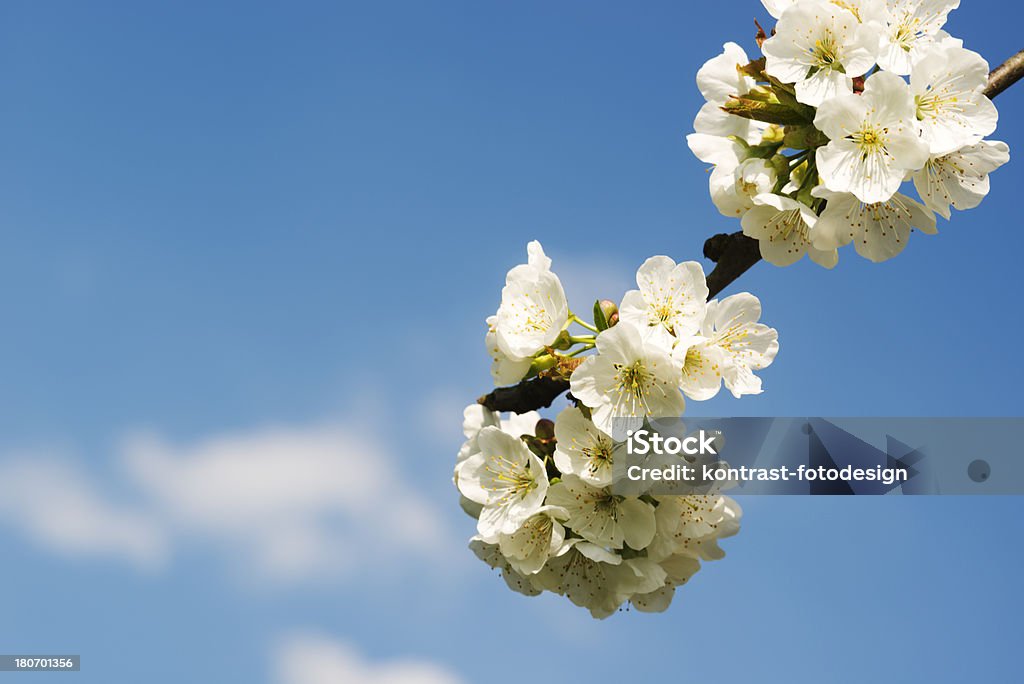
[815,71,930,204]
[762,1,879,106]
[674,335,729,401]
[486,315,533,386]
[741,193,839,268]
[686,133,748,169]
[458,426,548,540]
[648,495,743,562]
[687,134,769,221]
[498,505,571,575]
[546,475,657,550]
[878,0,961,75]
[812,187,937,261]
[469,537,542,597]
[910,45,997,155]
[699,294,779,398]
[569,320,685,433]
[453,404,501,518]
[533,542,666,619]
[455,405,539,474]
[552,406,620,487]
[761,0,886,22]
[619,256,709,340]
[494,241,569,360]
[710,158,779,218]
[694,42,768,143]
[912,141,1010,219]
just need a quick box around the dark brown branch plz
[479,375,569,413]
[479,51,1023,415]
[984,49,1024,99]
[703,231,763,298]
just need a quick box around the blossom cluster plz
[454,242,778,617]
[688,0,1010,265]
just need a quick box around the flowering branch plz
[697,50,1023,303]
[478,50,1021,416]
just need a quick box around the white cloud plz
[0,422,459,584]
[120,424,457,583]
[275,632,463,684]
[0,457,167,570]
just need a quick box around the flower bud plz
[783,125,828,151]
[551,330,573,350]
[535,419,556,440]
[769,154,789,177]
[761,124,785,144]
[593,299,618,331]
[599,299,617,319]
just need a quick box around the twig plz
[985,49,1024,99]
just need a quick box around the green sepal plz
[593,299,609,332]
[722,97,813,126]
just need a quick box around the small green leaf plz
[593,299,609,331]
[722,97,813,125]
[769,77,817,122]
[739,57,767,81]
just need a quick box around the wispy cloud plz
[0,422,459,585]
[0,457,167,570]
[120,424,457,583]
[274,632,463,684]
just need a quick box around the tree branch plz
[479,375,569,413]
[703,231,763,298]
[478,50,1023,415]
[985,49,1024,99]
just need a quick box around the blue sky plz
[1,1,1022,682]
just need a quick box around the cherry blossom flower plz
[814,71,930,204]
[569,320,686,433]
[912,141,1010,219]
[812,187,937,261]
[762,1,879,106]
[910,45,997,155]
[458,426,548,540]
[546,475,657,550]
[878,0,961,75]
[619,256,709,340]
[552,406,620,488]
[494,241,569,360]
[741,193,839,268]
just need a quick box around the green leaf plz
[739,57,767,81]
[769,77,817,122]
[721,97,813,126]
[593,299,609,332]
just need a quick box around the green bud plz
[761,124,785,144]
[783,125,829,150]
[551,330,573,351]
[769,154,790,177]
